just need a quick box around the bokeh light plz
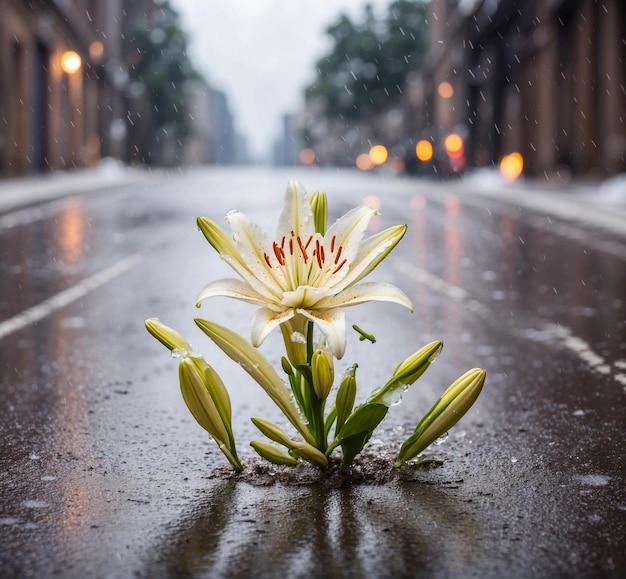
[499,152,524,180]
[444,133,464,158]
[299,148,316,165]
[369,144,388,165]
[415,139,433,162]
[355,153,374,171]
[61,51,82,74]
[437,81,454,99]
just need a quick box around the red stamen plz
[330,235,336,253]
[297,236,308,262]
[332,258,347,274]
[334,245,343,264]
[315,240,323,268]
[280,235,286,249]
[273,242,285,265]
[264,253,273,268]
[304,235,313,250]
[289,238,294,255]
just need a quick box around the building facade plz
[0,0,128,177]
[410,0,626,178]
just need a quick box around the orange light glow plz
[444,133,464,158]
[89,41,104,61]
[61,51,82,74]
[499,152,524,180]
[437,81,454,99]
[369,145,388,165]
[355,153,374,171]
[415,139,433,162]
[299,148,316,165]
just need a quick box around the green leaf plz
[329,402,388,465]
[195,318,315,446]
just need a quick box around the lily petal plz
[226,211,286,294]
[281,285,332,309]
[331,224,407,293]
[316,281,414,311]
[313,204,377,287]
[198,216,279,302]
[251,307,295,347]
[298,307,347,359]
[276,181,316,241]
[196,278,280,309]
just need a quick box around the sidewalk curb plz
[0,166,152,214]
[455,176,626,238]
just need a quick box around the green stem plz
[310,395,327,453]
[306,320,314,365]
[304,320,327,453]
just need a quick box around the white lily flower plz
[196,181,413,359]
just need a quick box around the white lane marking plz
[393,256,623,383]
[0,253,143,340]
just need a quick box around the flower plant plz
[145,181,485,472]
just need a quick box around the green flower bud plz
[335,365,357,433]
[369,340,443,407]
[281,356,294,376]
[251,416,295,448]
[250,441,299,465]
[251,416,328,469]
[292,443,328,469]
[279,318,308,367]
[145,318,192,353]
[309,190,327,235]
[312,348,334,400]
[395,368,486,467]
[392,340,443,385]
[178,358,229,447]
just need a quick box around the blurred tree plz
[126,0,198,165]
[306,1,428,120]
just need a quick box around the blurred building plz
[408,0,626,178]
[0,0,131,177]
[0,0,246,177]
[183,80,248,165]
[274,113,305,166]
[208,88,238,165]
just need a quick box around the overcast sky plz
[171,0,391,161]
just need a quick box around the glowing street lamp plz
[61,51,82,75]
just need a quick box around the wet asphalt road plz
[0,167,625,578]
